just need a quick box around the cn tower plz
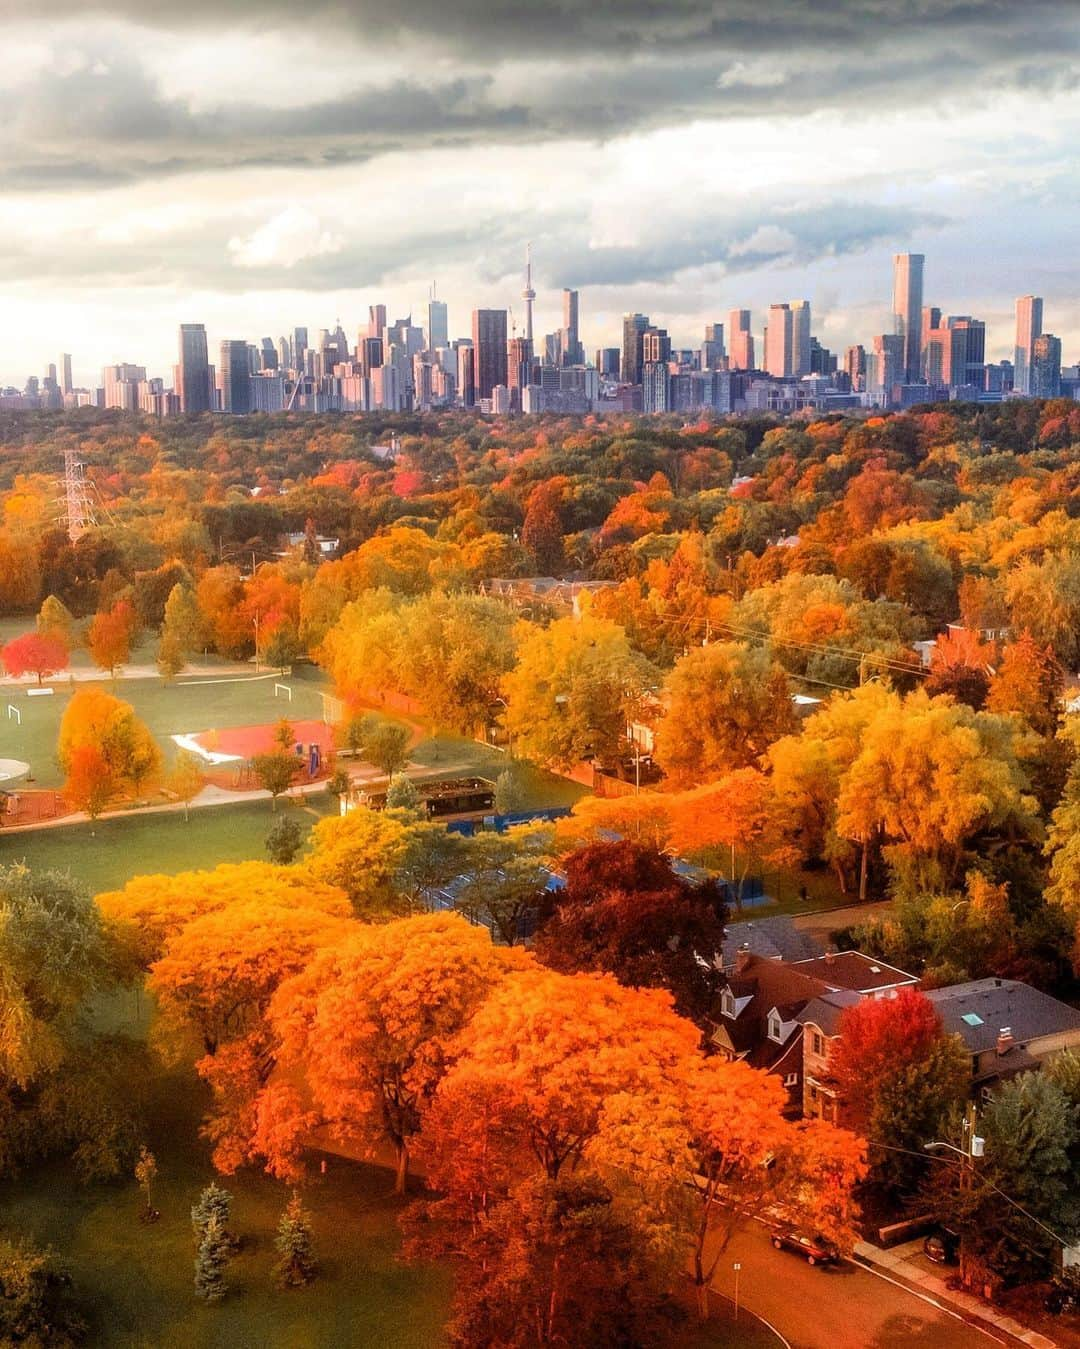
[522,242,536,347]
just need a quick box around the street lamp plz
[732,1262,741,1321]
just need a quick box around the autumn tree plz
[830,988,969,1192]
[501,614,655,768]
[167,749,204,821]
[360,717,410,777]
[0,866,138,1183]
[64,743,116,820]
[986,631,1064,736]
[0,1238,86,1347]
[836,689,1038,896]
[1005,551,1080,668]
[1,631,69,685]
[534,840,726,1023]
[87,598,138,676]
[521,478,566,573]
[925,628,993,710]
[37,593,74,647]
[148,892,352,1172]
[252,750,297,810]
[454,822,555,946]
[257,913,529,1192]
[654,641,795,785]
[58,688,160,803]
[304,808,412,917]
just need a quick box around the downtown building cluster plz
[2,255,1074,418]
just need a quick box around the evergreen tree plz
[266,815,304,865]
[191,1183,233,1249]
[194,1212,230,1303]
[273,1192,318,1288]
[385,772,420,812]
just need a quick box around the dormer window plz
[721,988,736,1019]
[767,1010,784,1042]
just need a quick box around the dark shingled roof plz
[789,951,918,994]
[797,989,862,1036]
[925,979,1080,1053]
[721,917,824,970]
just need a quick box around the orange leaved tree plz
[257,912,531,1192]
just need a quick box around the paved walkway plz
[0,660,260,688]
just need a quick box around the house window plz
[811,1031,824,1056]
[767,1012,783,1042]
[784,1072,799,1088]
[721,988,736,1019]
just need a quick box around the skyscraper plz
[764,304,793,377]
[561,289,581,365]
[702,324,725,369]
[471,310,507,401]
[621,313,650,385]
[292,327,308,372]
[1013,296,1044,396]
[178,324,210,413]
[870,334,904,402]
[219,340,251,414]
[791,300,812,376]
[642,327,671,365]
[60,354,72,396]
[892,253,925,383]
[1031,334,1062,398]
[729,310,754,370]
[428,298,449,351]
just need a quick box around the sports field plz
[0,667,329,788]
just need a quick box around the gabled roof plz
[788,951,918,994]
[797,989,862,1037]
[721,917,824,970]
[925,979,1080,1054]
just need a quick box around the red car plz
[770,1227,839,1267]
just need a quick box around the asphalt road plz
[793,901,892,945]
[710,1221,1010,1349]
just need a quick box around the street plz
[708,1220,1010,1348]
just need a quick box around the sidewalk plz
[855,1238,1058,1347]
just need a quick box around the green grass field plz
[1,666,329,788]
[0,795,339,893]
[0,1062,451,1349]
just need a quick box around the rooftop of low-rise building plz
[925,978,1080,1054]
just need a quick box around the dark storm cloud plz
[0,0,1076,190]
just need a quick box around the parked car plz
[923,1228,960,1266]
[770,1227,839,1266]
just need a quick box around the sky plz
[1,0,1077,388]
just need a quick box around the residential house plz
[712,948,917,1114]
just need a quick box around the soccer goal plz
[6,704,20,726]
[274,683,293,703]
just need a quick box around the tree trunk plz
[858,838,869,903]
[394,1143,409,1196]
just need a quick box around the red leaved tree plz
[1,632,69,686]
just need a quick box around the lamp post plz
[732,1262,741,1321]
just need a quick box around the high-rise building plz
[869,334,904,402]
[729,310,755,370]
[471,310,508,402]
[259,338,278,371]
[791,300,812,376]
[892,253,925,383]
[507,336,532,405]
[560,289,581,365]
[1031,334,1062,398]
[219,340,251,414]
[102,363,146,411]
[60,354,72,396]
[642,362,670,413]
[428,299,449,351]
[457,341,475,408]
[1013,296,1044,396]
[702,323,725,369]
[764,304,793,377]
[924,315,986,389]
[642,327,671,365]
[367,306,386,341]
[596,347,620,377]
[178,324,210,413]
[844,345,866,392]
[292,327,308,371]
[621,313,650,385]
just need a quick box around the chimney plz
[735,943,752,974]
[996,1027,1015,1056]
[824,949,835,965]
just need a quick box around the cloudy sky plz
[1,0,1077,387]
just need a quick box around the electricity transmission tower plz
[60,445,96,541]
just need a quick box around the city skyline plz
[0,2,1077,382]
